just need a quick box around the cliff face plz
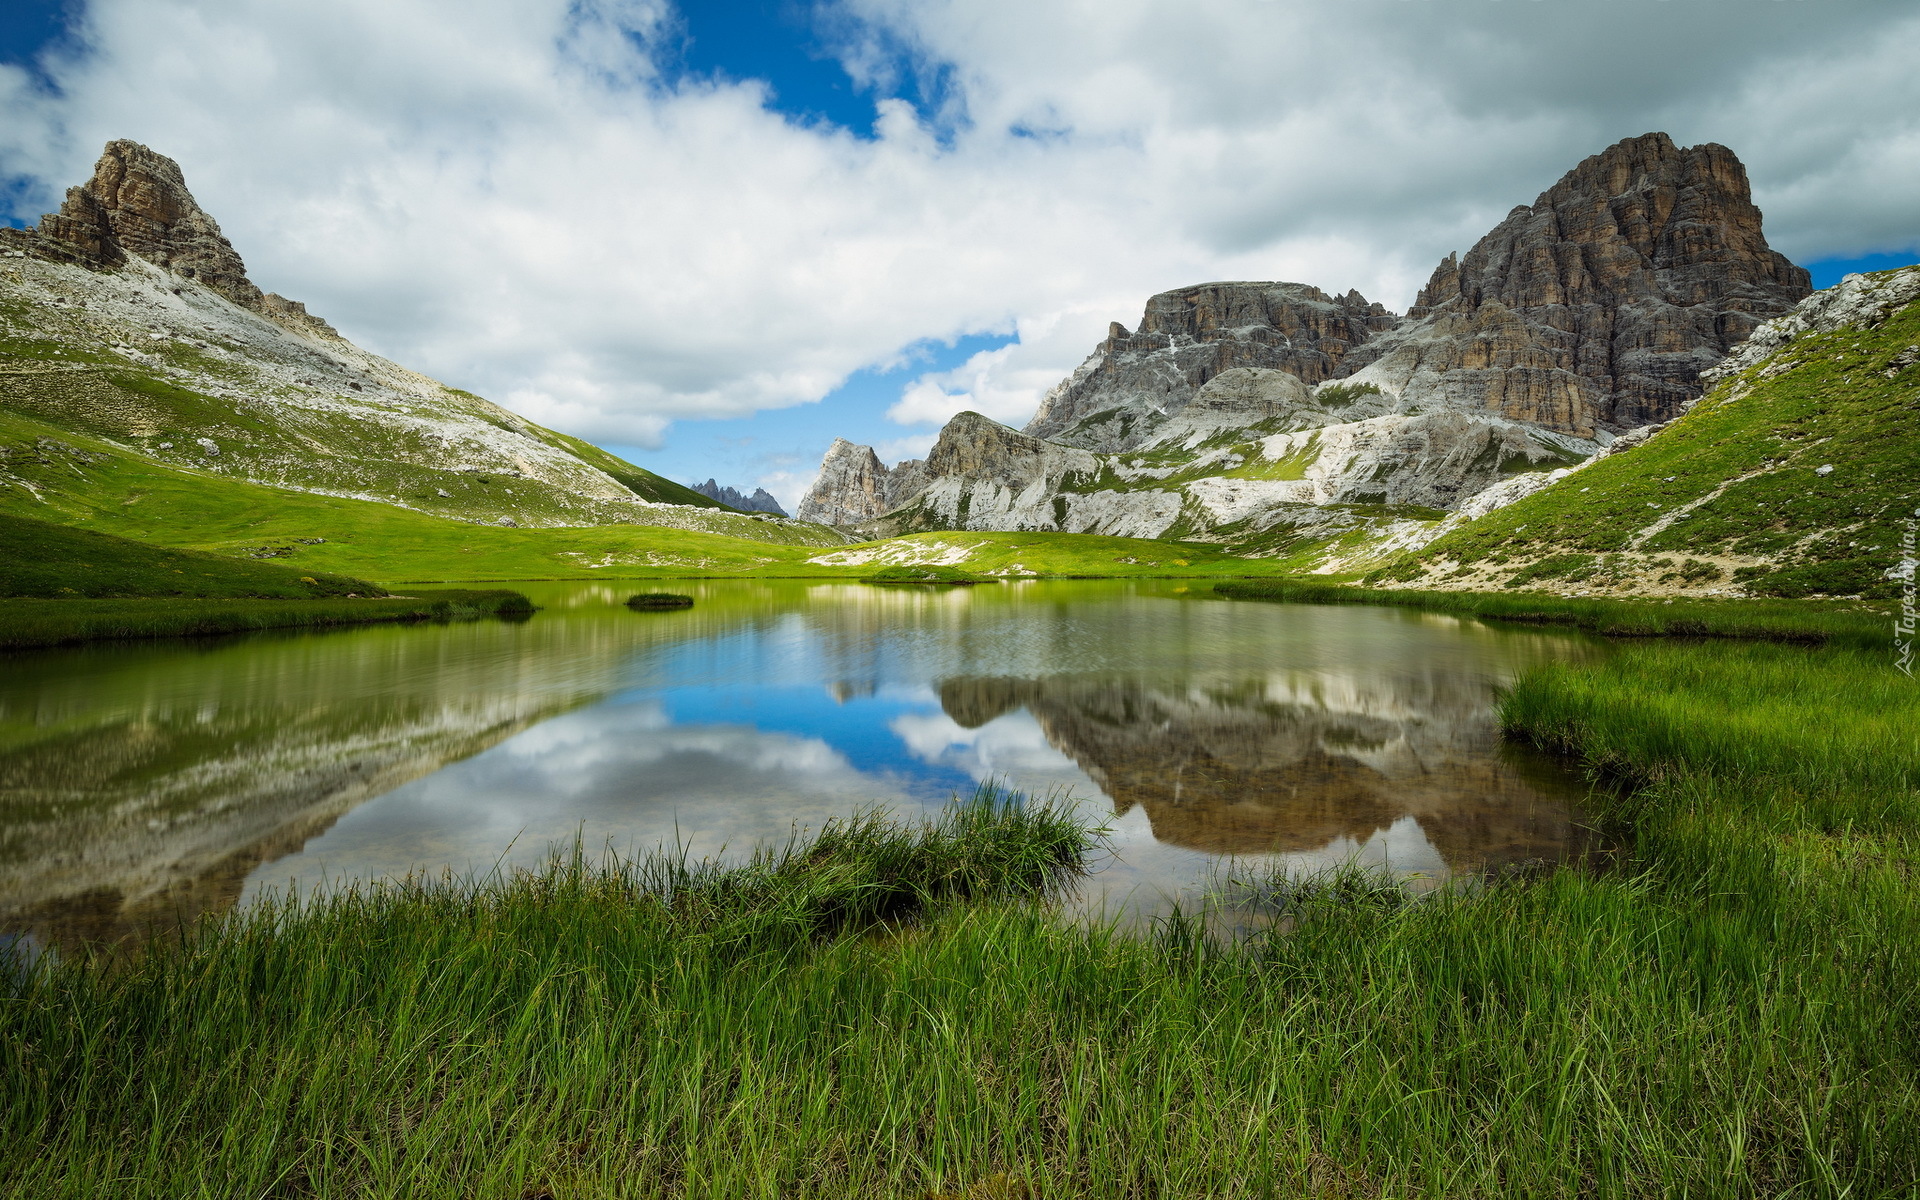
[1380,266,1920,599]
[1346,133,1811,433]
[798,133,1810,567]
[862,388,1591,545]
[1024,282,1398,451]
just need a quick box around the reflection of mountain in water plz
[0,617,636,950]
[939,671,1595,872]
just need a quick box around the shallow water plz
[0,580,1606,950]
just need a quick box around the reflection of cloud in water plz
[888,709,1094,797]
[243,700,950,900]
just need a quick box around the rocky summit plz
[1344,132,1812,435]
[0,140,841,546]
[800,133,1812,570]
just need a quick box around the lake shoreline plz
[1215,577,1892,648]
[0,589,535,651]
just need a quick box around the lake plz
[0,580,1606,953]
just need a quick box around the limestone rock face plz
[875,412,1103,535]
[1024,282,1397,451]
[1347,132,1810,432]
[794,438,928,526]
[33,140,338,336]
[691,478,788,516]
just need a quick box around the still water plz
[0,580,1606,950]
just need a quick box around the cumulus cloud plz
[3,0,1915,457]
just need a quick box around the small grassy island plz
[625,591,696,609]
[862,564,986,585]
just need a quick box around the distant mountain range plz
[690,478,787,516]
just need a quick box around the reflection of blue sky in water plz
[240,582,1600,919]
[243,684,1100,902]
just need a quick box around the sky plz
[2,0,1917,510]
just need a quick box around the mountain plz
[691,478,788,516]
[0,140,839,546]
[799,134,1812,569]
[1369,266,1920,598]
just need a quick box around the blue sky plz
[3,0,1917,508]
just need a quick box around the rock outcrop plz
[32,140,339,337]
[795,438,929,526]
[691,478,788,516]
[1344,132,1810,432]
[1025,282,1398,451]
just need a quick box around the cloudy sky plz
[3,0,1917,508]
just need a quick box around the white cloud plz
[4,0,1915,454]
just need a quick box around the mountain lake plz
[0,580,1611,957]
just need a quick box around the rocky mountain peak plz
[1023,281,1399,450]
[794,438,929,527]
[1367,131,1811,430]
[32,140,337,337]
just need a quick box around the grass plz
[0,511,380,599]
[1213,576,1892,649]
[626,592,694,609]
[0,589,534,651]
[7,629,1920,1194]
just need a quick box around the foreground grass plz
[1214,577,1891,649]
[0,589,534,650]
[8,640,1919,1195]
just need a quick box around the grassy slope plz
[0,407,832,579]
[1380,269,1920,597]
[0,267,727,524]
[8,643,1919,1196]
[0,510,380,599]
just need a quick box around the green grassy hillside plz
[0,511,380,598]
[1375,268,1919,598]
[0,254,842,541]
[0,409,1295,582]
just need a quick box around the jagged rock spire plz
[34,140,337,336]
